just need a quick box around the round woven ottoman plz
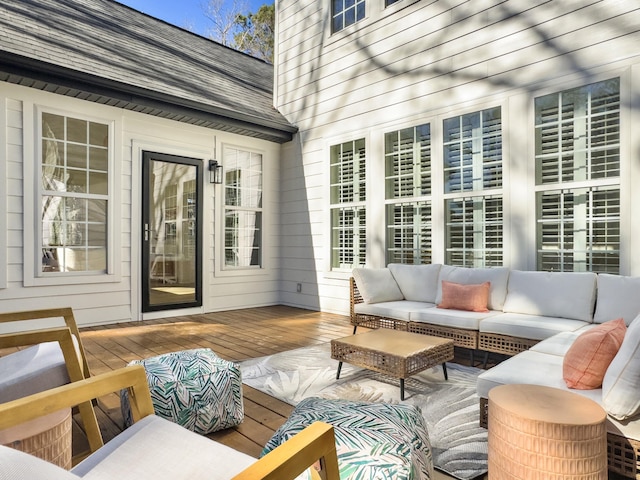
[488,384,607,479]
[121,348,244,434]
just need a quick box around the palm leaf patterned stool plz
[120,348,244,434]
[262,397,433,480]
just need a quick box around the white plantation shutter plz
[445,196,503,267]
[443,108,503,267]
[384,124,432,264]
[330,139,366,269]
[535,79,620,273]
[443,107,502,193]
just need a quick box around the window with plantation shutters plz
[330,139,366,269]
[535,78,620,273]
[384,124,432,264]
[443,108,503,267]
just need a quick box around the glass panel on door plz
[142,152,202,312]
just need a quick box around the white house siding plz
[0,82,282,327]
[275,0,640,315]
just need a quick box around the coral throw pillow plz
[437,281,490,313]
[563,318,627,390]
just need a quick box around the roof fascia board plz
[0,51,296,143]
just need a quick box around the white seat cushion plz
[502,270,596,322]
[594,274,640,325]
[72,415,256,480]
[354,301,431,321]
[528,327,595,356]
[477,348,640,441]
[435,266,510,311]
[387,263,441,303]
[410,307,501,330]
[0,445,79,480]
[479,313,589,341]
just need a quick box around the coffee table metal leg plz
[336,361,343,380]
[442,362,448,380]
[400,378,405,400]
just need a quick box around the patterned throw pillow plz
[437,281,490,312]
[563,318,626,390]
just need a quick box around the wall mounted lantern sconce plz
[208,160,223,184]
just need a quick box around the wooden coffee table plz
[330,329,455,400]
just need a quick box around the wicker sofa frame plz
[479,397,640,479]
[350,277,479,350]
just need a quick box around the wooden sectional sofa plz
[350,264,640,478]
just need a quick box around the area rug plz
[239,343,488,480]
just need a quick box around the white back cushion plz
[352,268,404,304]
[435,265,510,311]
[388,263,441,303]
[602,314,640,420]
[502,270,596,322]
[594,274,640,325]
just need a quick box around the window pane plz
[67,118,87,144]
[445,196,503,267]
[535,78,620,185]
[386,201,431,264]
[443,108,502,193]
[385,123,431,199]
[536,186,619,273]
[224,210,262,267]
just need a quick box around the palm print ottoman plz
[120,348,244,434]
[262,397,433,480]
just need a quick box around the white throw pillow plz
[602,314,640,420]
[352,268,404,304]
[388,263,441,303]
[434,265,510,311]
[502,270,596,322]
[594,274,640,325]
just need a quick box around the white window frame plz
[384,122,433,264]
[0,97,6,289]
[442,106,504,268]
[221,144,264,271]
[24,104,120,286]
[328,137,367,272]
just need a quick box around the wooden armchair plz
[0,308,102,460]
[0,365,340,480]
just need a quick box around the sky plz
[115,0,268,37]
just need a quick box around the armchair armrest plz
[0,308,90,377]
[232,421,340,480]
[0,366,155,431]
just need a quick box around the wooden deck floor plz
[79,305,478,479]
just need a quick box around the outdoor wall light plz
[208,160,223,184]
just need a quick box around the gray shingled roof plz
[0,0,296,143]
